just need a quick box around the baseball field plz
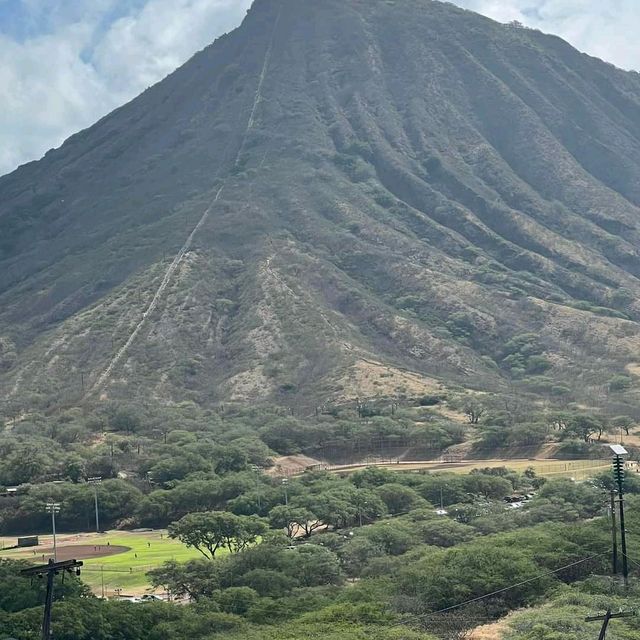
[0,529,206,597]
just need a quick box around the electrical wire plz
[394,551,608,627]
[621,553,640,571]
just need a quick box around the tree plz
[305,490,356,530]
[417,519,476,547]
[608,375,632,392]
[537,479,604,519]
[548,411,572,433]
[462,474,512,500]
[353,490,387,527]
[63,455,86,483]
[416,474,468,506]
[214,586,259,615]
[398,543,553,615]
[351,466,395,488]
[592,470,640,495]
[148,558,224,601]
[339,538,385,577]
[239,569,298,597]
[525,356,551,375]
[565,414,604,443]
[462,397,485,424]
[426,612,478,640]
[268,505,315,539]
[507,422,549,447]
[375,483,426,515]
[289,544,342,587]
[147,453,211,486]
[0,559,89,613]
[168,511,266,559]
[611,415,634,437]
[357,521,415,555]
[109,405,142,433]
[476,425,505,450]
[213,445,249,475]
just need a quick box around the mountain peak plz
[2,0,640,415]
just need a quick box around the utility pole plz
[282,477,289,506]
[45,501,60,562]
[87,477,102,533]
[585,609,635,639]
[357,499,368,527]
[610,489,618,575]
[251,465,262,511]
[610,445,629,586]
[21,558,83,640]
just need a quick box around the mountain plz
[3,0,640,415]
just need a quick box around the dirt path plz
[321,458,608,477]
[86,3,283,397]
[17,544,129,563]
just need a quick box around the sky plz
[0,0,639,177]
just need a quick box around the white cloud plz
[1,0,639,177]
[0,23,110,174]
[0,0,252,176]
[92,0,252,95]
[451,0,640,71]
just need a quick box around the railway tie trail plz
[85,5,283,399]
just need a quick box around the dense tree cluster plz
[2,470,635,640]
[0,395,638,640]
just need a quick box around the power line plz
[82,566,155,573]
[430,553,607,615]
[621,553,640,571]
[394,551,608,628]
[21,558,83,640]
[585,609,636,639]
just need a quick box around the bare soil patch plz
[268,455,322,476]
[625,362,640,377]
[470,619,507,639]
[25,545,129,563]
[338,359,442,399]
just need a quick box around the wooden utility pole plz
[20,558,83,640]
[585,609,635,639]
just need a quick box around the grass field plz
[327,458,610,480]
[0,530,206,596]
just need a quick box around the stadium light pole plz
[610,445,629,587]
[45,501,60,561]
[88,477,102,533]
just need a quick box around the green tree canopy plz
[168,511,267,558]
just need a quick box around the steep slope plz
[3,0,640,414]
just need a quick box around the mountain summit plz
[3,0,640,413]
